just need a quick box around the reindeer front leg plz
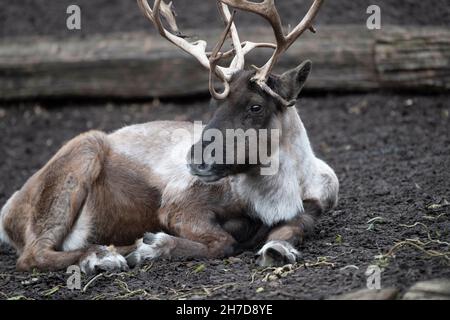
[8,131,128,272]
[125,208,237,267]
[256,200,322,267]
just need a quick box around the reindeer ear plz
[278,60,312,103]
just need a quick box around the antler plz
[219,0,324,106]
[138,0,323,103]
[220,0,323,80]
[137,0,209,69]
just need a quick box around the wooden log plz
[403,279,450,300]
[0,26,449,100]
[376,27,450,91]
[329,288,399,300]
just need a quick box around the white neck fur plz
[233,107,316,226]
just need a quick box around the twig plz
[114,279,150,299]
[423,212,447,221]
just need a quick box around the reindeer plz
[0,0,338,273]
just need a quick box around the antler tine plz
[209,10,236,100]
[286,0,323,45]
[219,0,323,82]
[214,41,277,60]
[137,0,210,69]
[139,0,323,102]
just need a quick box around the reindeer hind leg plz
[14,131,110,271]
[125,232,210,268]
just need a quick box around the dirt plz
[1,0,449,39]
[0,93,449,300]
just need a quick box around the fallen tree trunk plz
[0,25,449,100]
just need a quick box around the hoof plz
[126,232,172,268]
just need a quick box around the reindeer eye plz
[249,105,262,113]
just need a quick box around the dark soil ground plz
[0,93,449,300]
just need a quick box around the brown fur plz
[11,131,108,270]
[1,126,334,271]
[3,131,158,270]
[2,130,250,271]
[87,151,162,245]
[1,64,338,271]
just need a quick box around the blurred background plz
[1,0,449,39]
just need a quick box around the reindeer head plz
[138,0,323,182]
